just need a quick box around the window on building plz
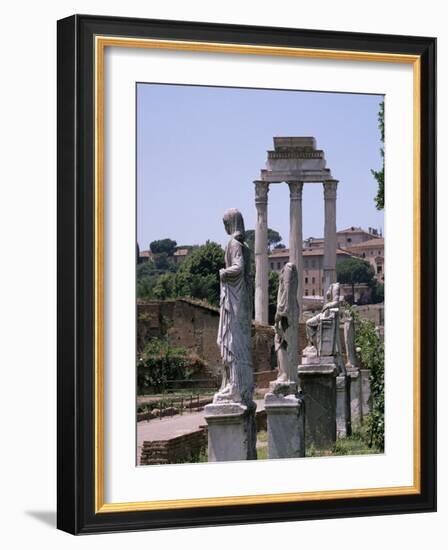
[347,237,352,243]
[312,276,315,284]
[312,289,315,296]
[311,260,315,268]
[305,289,309,296]
[378,265,382,274]
[270,262,274,270]
[277,262,281,270]
[305,277,308,284]
[362,252,366,258]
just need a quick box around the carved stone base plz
[346,366,362,427]
[268,380,298,396]
[336,374,352,438]
[265,392,305,459]
[298,361,338,450]
[204,401,257,462]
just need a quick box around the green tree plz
[244,228,283,254]
[153,273,176,300]
[371,101,384,210]
[152,252,170,271]
[137,262,159,300]
[149,238,177,256]
[175,241,225,306]
[336,257,375,302]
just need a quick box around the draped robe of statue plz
[215,208,254,405]
[273,262,299,390]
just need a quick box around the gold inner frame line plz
[94,35,421,514]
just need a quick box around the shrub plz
[353,309,385,451]
[137,338,206,394]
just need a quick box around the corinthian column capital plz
[287,181,304,200]
[254,180,269,205]
[323,179,338,200]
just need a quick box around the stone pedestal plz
[298,360,338,450]
[347,367,362,427]
[336,374,352,438]
[360,369,372,417]
[204,401,257,462]
[265,387,305,459]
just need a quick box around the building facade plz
[346,237,384,281]
[269,226,384,299]
[269,247,353,297]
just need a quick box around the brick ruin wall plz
[138,298,351,388]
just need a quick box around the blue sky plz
[137,83,384,250]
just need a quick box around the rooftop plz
[269,247,352,258]
[347,237,384,250]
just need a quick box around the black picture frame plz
[57,14,436,535]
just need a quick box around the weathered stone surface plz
[215,208,254,406]
[254,181,269,325]
[360,369,372,417]
[272,262,299,392]
[254,137,338,323]
[204,402,257,461]
[298,362,337,449]
[137,299,275,380]
[265,392,305,459]
[347,366,362,426]
[336,374,352,438]
[323,180,338,291]
[288,183,303,316]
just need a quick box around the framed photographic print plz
[57,14,436,534]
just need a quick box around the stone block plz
[298,362,338,450]
[265,392,305,459]
[347,367,362,426]
[336,374,352,438]
[204,401,257,462]
[360,369,372,417]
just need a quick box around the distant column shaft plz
[323,180,338,292]
[288,181,304,316]
[254,181,269,324]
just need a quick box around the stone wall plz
[354,304,384,327]
[138,298,276,377]
[137,298,357,389]
[140,428,208,465]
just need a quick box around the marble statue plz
[304,282,344,366]
[272,262,299,393]
[214,208,254,405]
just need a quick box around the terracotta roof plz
[174,248,190,256]
[338,226,371,234]
[347,237,384,250]
[269,247,352,259]
[139,250,151,257]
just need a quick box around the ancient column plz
[254,180,269,325]
[323,180,338,292]
[288,181,304,317]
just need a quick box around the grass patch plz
[306,429,381,458]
